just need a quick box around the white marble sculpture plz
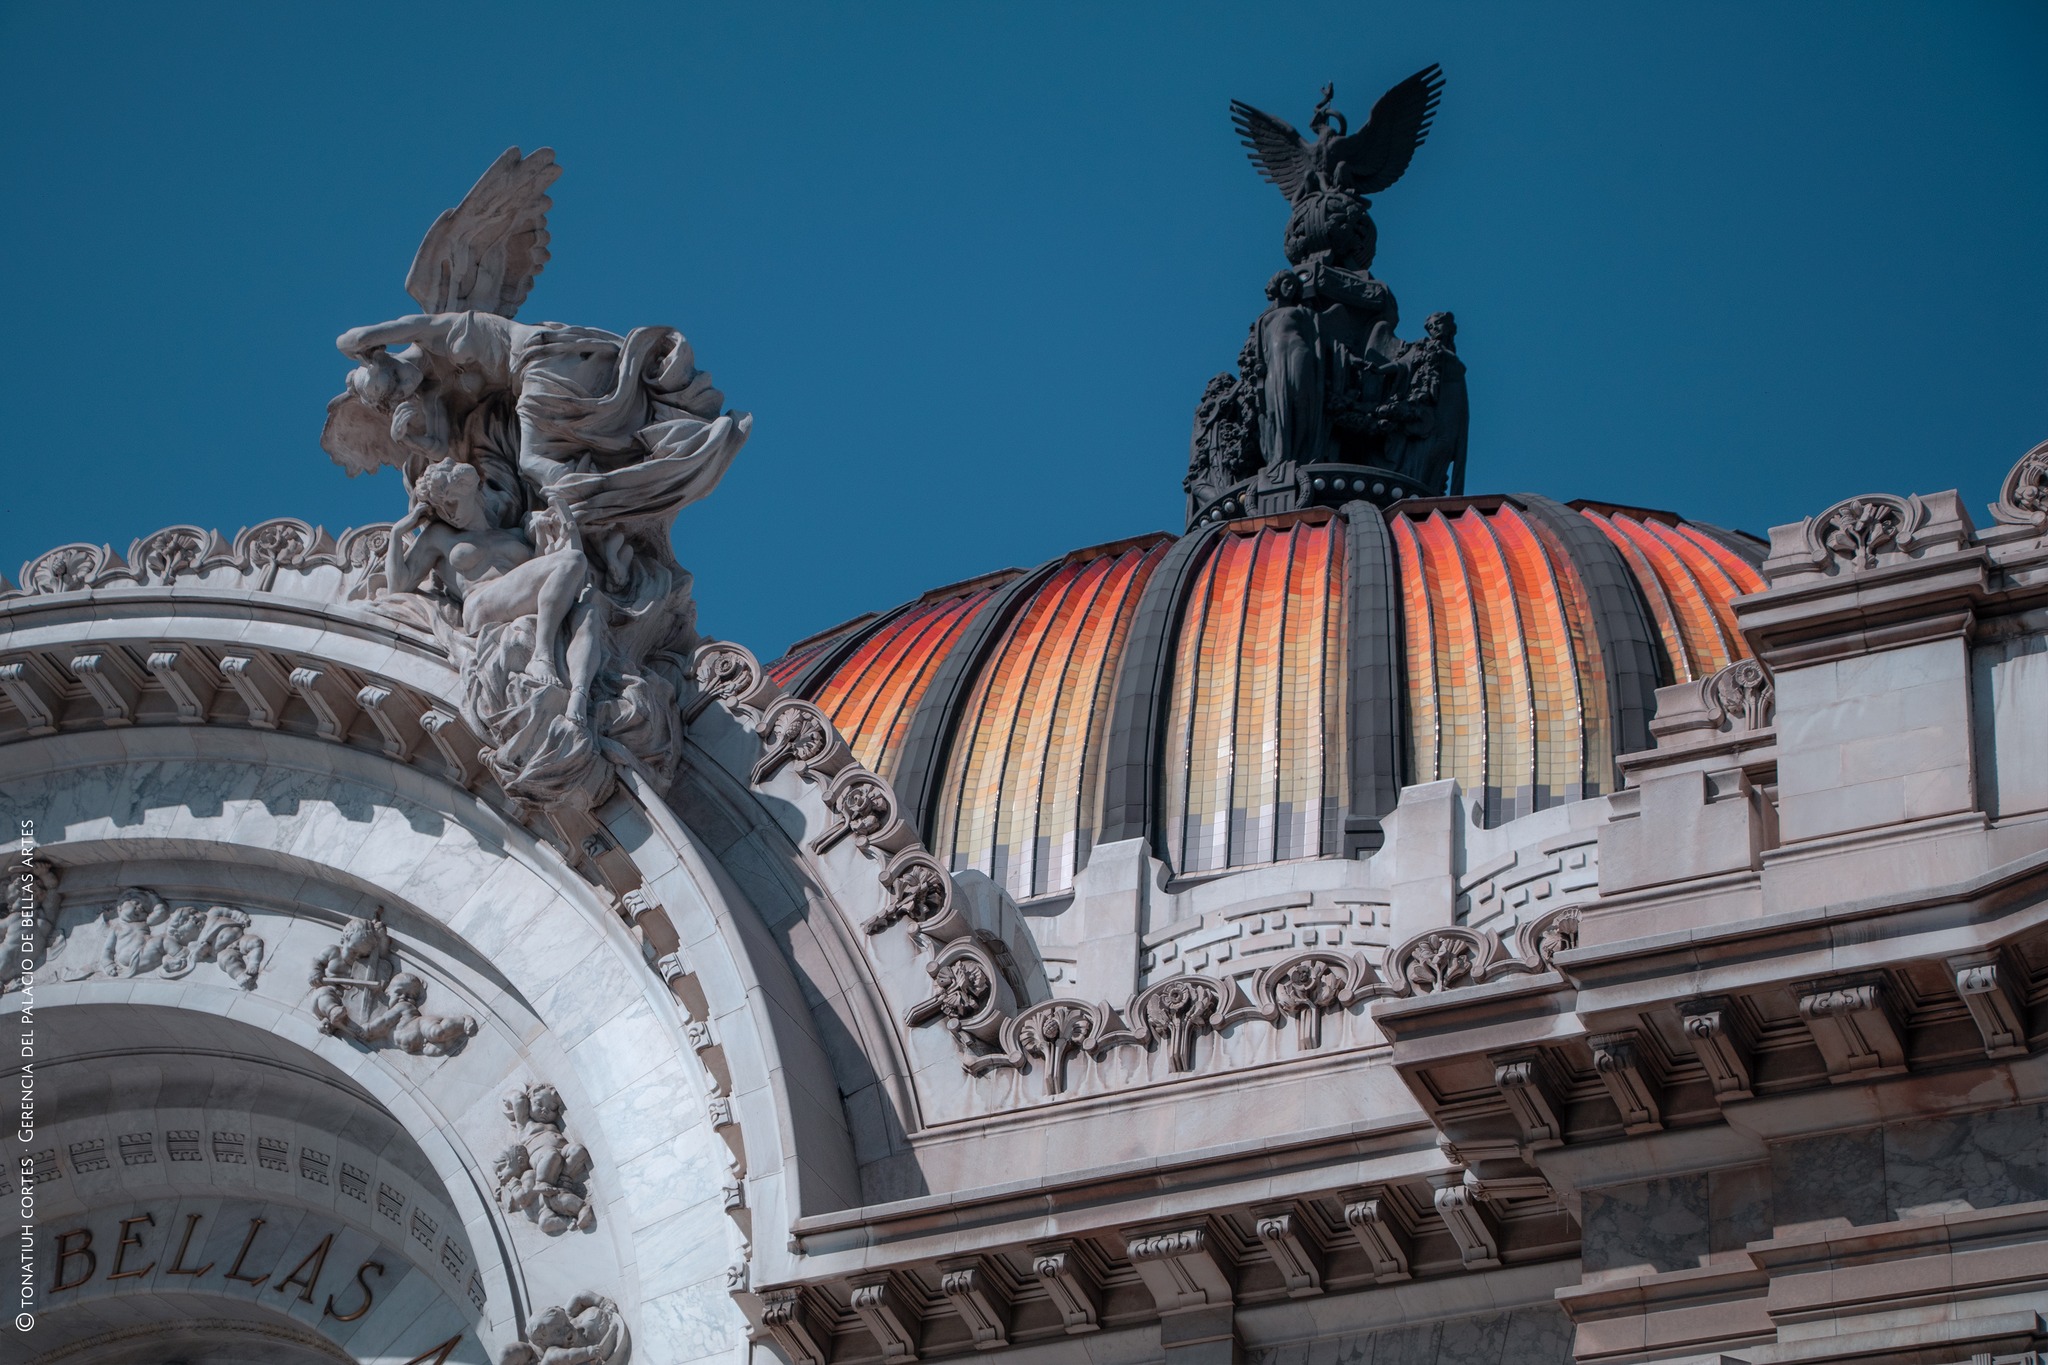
[499,1291,632,1365]
[2,858,57,994]
[322,146,751,813]
[309,913,477,1055]
[496,1080,597,1235]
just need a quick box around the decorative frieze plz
[1796,977,1906,1080]
[1677,996,1757,1101]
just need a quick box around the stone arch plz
[6,723,764,1362]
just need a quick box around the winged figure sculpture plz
[1230,64,1444,203]
[321,147,750,814]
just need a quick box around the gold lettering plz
[223,1217,270,1287]
[273,1232,333,1305]
[166,1212,214,1278]
[398,1333,465,1365]
[50,1227,95,1292]
[107,1213,157,1280]
[324,1258,385,1323]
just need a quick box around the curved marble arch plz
[0,666,874,1365]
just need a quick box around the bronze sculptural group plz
[324,147,750,814]
[1188,66,1468,523]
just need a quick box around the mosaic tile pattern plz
[936,538,1172,899]
[1162,513,1347,875]
[1392,502,1610,825]
[803,586,1001,780]
[1582,508,1764,682]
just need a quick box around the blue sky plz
[3,3,2043,657]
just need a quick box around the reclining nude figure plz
[387,457,599,722]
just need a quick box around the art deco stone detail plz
[1014,1002,1096,1097]
[1489,1049,1563,1146]
[1252,1207,1325,1297]
[1796,977,1907,1080]
[1813,495,1910,570]
[1991,438,2048,528]
[497,1291,630,1365]
[1270,956,1345,1048]
[1123,1224,1233,1312]
[495,1081,597,1235]
[1431,1184,1501,1270]
[1589,1030,1664,1133]
[1393,929,1480,993]
[1706,659,1775,731]
[1135,977,1225,1073]
[867,851,954,935]
[1949,953,2029,1059]
[763,1287,829,1365]
[1340,1196,1413,1283]
[1028,1241,1102,1334]
[309,913,476,1055]
[936,1259,1011,1349]
[1677,995,1757,1101]
[848,1275,921,1364]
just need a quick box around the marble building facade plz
[7,99,2048,1365]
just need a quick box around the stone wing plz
[1331,64,1444,196]
[404,146,562,317]
[1229,99,1315,202]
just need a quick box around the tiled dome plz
[767,497,1763,901]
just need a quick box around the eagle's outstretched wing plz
[1230,100,1314,203]
[404,147,562,317]
[1330,65,1444,196]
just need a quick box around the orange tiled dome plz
[766,497,1762,901]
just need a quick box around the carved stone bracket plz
[1677,995,1757,1102]
[762,1287,829,1365]
[142,646,216,724]
[1949,952,2030,1060]
[1251,1206,1325,1297]
[848,1274,922,1364]
[218,653,291,730]
[1431,1184,1502,1270]
[1796,976,1907,1081]
[1027,1241,1102,1335]
[936,1258,1012,1350]
[69,651,143,726]
[1588,1029,1664,1133]
[1489,1048,1564,1147]
[0,656,62,734]
[1123,1224,1234,1313]
[1339,1194,1413,1283]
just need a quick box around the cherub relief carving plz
[495,1081,596,1235]
[498,1291,631,1365]
[309,913,476,1056]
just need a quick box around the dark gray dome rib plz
[1513,493,1664,777]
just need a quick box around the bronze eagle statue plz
[1230,64,1444,203]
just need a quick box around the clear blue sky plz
[4,3,2043,657]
